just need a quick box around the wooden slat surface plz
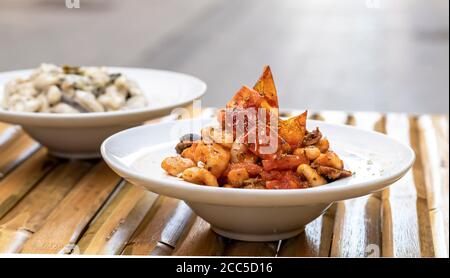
[0,125,21,151]
[121,197,195,255]
[0,111,447,257]
[0,133,41,179]
[173,217,226,256]
[19,162,121,254]
[77,182,158,255]
[279,207,335,257]
[382,114,433,257]
[0,161,91,253]
[418,115,449,257]
[0,149,56,219]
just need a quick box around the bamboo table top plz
[0,109,448,257]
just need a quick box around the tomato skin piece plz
[262,154,309,171]
[260,170,283,181]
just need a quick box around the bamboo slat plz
[0,125,22,150]
[0,111,447,257]
[150,242,175,256]
[409,117,435,257]
[77,182,158,255]
[0,161,91,253]
[0,122,9,130]
[279,205,336,257]
[122,197,195,255]
[19,162,121,254]
[173,217,226,256]
[381,114,434,257]
[150,201,195,255]
[0,134,40,179]
[433,116,449,256]
[0,123,11,136]
[0,149,56,219]
[418,115,449,257]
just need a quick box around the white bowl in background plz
[0,67,206,158]
[101,118,415,242]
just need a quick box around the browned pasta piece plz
[182,167,219,186]
[312,151,344,170]
[294,146,321,161]
[194,142,231,177]
[297,164,327,187]
[161,156,195,176]
[315,138,330,153]
[227,168,250,186]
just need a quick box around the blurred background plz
[0,0,448,114]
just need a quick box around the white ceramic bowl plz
[0,68,206,158]
[101,118,415,241]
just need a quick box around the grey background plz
[0,0,448,114]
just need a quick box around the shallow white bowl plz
[101,118,415,241]
[0,67,206,158]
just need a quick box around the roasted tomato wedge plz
[278,111,308,148]
[253,65,279,110]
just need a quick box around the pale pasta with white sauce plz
[2,64,147,113]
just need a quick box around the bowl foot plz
[49,150,101,159]
[211,226,305,242]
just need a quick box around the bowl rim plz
[0,67,207,123]
[100,118,416,207]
